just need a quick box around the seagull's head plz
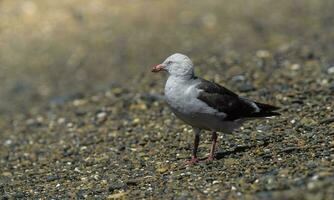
[152,53,194,77]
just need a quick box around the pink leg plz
[206,132,218,162]
[186,128,200,165]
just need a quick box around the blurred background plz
[1,1,334,198]
[1,0,334,114]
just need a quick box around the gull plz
[152,53,280,164]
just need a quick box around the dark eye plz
[166,61,172,65]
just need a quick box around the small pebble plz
[256,50,270,58]
[327,66,334,74]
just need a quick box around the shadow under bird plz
[152,53,280,165]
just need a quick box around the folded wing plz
[196,79,280,121]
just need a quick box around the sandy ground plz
[0,0,334,199]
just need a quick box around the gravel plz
[1,1,334,199]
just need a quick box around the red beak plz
[151,64,165,73]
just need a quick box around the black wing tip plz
[255,102,281,118]
[265,111,281,116]
[255,102,281,112]
[250,111,281,118]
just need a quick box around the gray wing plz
[196,78,280,121]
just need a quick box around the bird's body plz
[152,53,280,164]
[165,76,243,133]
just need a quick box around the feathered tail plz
[250,102,281,118]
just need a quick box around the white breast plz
[164,76,215,114]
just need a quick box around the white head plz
[152,53,194,78]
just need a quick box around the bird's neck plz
[168,73,195,81]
